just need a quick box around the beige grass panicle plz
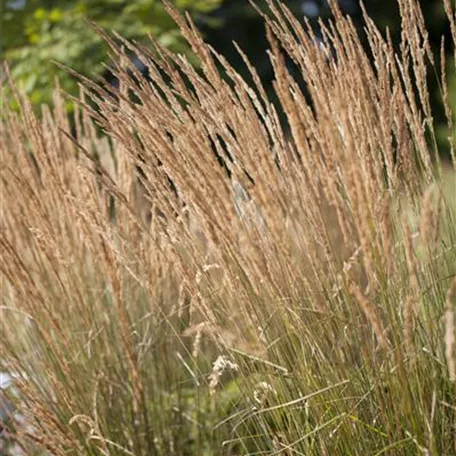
[1,0,456,454]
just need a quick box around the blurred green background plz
[0,0,222,106]
[1,0,455,146]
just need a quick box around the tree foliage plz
[1,0,222,106]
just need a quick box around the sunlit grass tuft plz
[1,0,456,454]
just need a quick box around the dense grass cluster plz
[1,0,456,454]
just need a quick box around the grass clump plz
[1,0,456,454]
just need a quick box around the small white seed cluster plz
[253,381,277,408]
[209,355,239,394]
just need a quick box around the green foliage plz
[0,0,222,106]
